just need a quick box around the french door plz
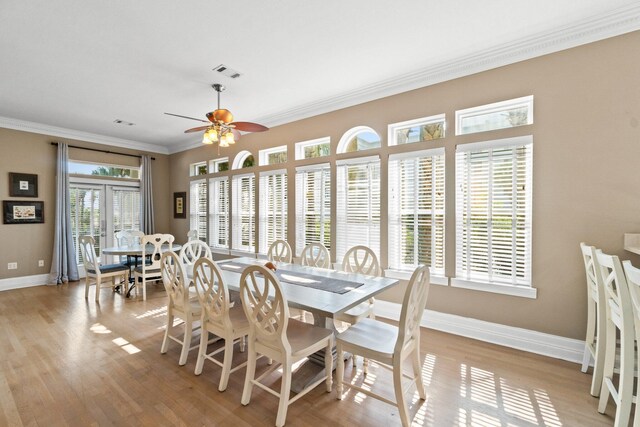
[70,178,140,266]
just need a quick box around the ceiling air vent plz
[113,119,135,126]
[213,64,242,79]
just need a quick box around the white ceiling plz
[1,1,639,154]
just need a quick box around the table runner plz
[217,260,364,295]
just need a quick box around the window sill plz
[230,249,257,258]
[450,278,537,299]
[384,269,448,286]
[210,247,230,256]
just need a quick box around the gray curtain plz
[49,142,79,284]
[140,154,155,234]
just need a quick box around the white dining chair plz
[267,240,293,263]
[179,239,212,267]
[114,229,144,265]
[239,264,333,427]
[336,264,430,427]
[579,243,607,397]
[300,243,330,269]
[335,245,380,368]
[622,260,640,427]
[597,251,635,427]
[134,233,175,301]
[79,235,129,302]
[187,229,198,241]
[160,251,201,366]
[193,257,249,391]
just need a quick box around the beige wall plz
[0,128,170,279]
[168,31,640,340]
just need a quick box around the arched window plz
[232,150,255,170]
[336,126,381,154]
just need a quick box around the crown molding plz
[0,116,170,155]
[253,3,640,130]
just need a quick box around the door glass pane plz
[70,186,102,264]
[113,189,141,233]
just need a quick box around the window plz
[69,161,140,179]
[456,95,533,135]
[259,170,287,254]
[190,161,208,176]
[210,157,229,173]
[295,137,331,160]
[337,126,381,153]
[295,163,331,256]
[388,148,445,276]
[388,114,445,146]
[232,173,255,252]
[259,146,288,166]
[454,136,533,294]
[232,150,255,170]
[112,188,140,233]
[189,179,207,241]
[336,156,380,262]
[209,177,229,249]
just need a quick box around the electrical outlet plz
[7,262,17,270]
[38,260,44,267]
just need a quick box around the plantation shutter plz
[209,176,229,249]
[189,179,207,242]
[388,148,445,275]
[232,173,255,252]
[259,169,287,254]
[295,163,331,256]
[112,187,141,233]
[336,156,380,263]
[455,136,533,286]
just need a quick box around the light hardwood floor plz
[0,281,614,426]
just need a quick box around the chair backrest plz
[596,251,634,333]
[187,230,198,241]
[580,243,606,343]
[79,235,100,272]
[300,243,330,269]
[267,240,293,263]
[115,230,144,246]
[623,260,640,338]
[240,265,291,354]
[193,257,232,330]
[179,239,212,266]
[141,233,175,271]
[160,251,190,310]
[342,245,380,276]
[395,265,431,355]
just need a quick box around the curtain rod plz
[50,142,155,160]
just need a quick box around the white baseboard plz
[0,273,51,292]
[374,300,584,364]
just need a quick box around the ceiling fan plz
[165,83,269,148]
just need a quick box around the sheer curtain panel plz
[140,154,155,234]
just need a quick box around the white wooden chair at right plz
[134,233,175,301]
[267,240,292,263]
[193,257,249,391]
[336,264,430,427]
[335,245,380,369]
[596,250,635,427]
[239,265,333,427]
[79,235,130,302]
[300,242,330,268]
[179,239,212,267]
[159,251,201,366]
[622,260,640,427]
[187,230,198,241]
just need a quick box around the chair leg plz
[240,335,246,353]
[614,332,634,427]
[276,359,292,427]
[336,342,344,399]
[219,338,235,392]
[179,316,193,366]
[194,328,208,375]
[142,276,147,301]
[241,341,256,406]
[352,354,357,367]
[412,349,426,400]
[84,277,91,299]
[598,322,616,413]
[393,357,410,427]
[325,340,333,392]
[581,344,591,373]
[94,277,102,302]
[161,305,173,354]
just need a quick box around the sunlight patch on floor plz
[134,306,167,319]
[112,336,141,354]
[90,323,111,334]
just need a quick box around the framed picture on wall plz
[9,173,38,197]
[174,192,186,219]
[3,200,44,224]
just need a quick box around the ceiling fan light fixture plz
[219,137,230,148]
[225,132,235,145]
[206,127,218,142]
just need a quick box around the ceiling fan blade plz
[165,112,208,123]
[231,129,242,141]
[232,121,269,132]
[184,125,210,133]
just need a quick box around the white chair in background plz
[336,265,430,427]
[300,243,330,268]
[79,235,129,302]
[160,251,201,366]
[335,245,380,368]
[179,239,212,267]
[622,260,640,427]
[267,240,293,263]
[596,251,635,427]
[239,265,333,427]
[193,257,249,391]
[134,233,174,301]
[187,230,198,241]
[579,243,607,397]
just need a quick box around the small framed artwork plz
[3,201,44,224]
[9,173,38,197]
[174,192,186,219]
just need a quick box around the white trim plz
[384,269,448,286]
[259,168,287,177]
[232,150,254,170]
[210,157,229,173]
[336,126,381,154]
[455,95,533,136]
[295,162,330,173]
[388,114,446,146]
[456,135,533,152]
[258,145,288,166]
[374,300,584,363]
[0,115,169,154]
[69,176,139,187]
[336,155,380,166]
[211,247,231,256]
[230,249,257,258]
[231,172,254,180]
[388,147,445,162]
[295,137,331,160]
[450,278,537,299]
[0,274,52,292]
